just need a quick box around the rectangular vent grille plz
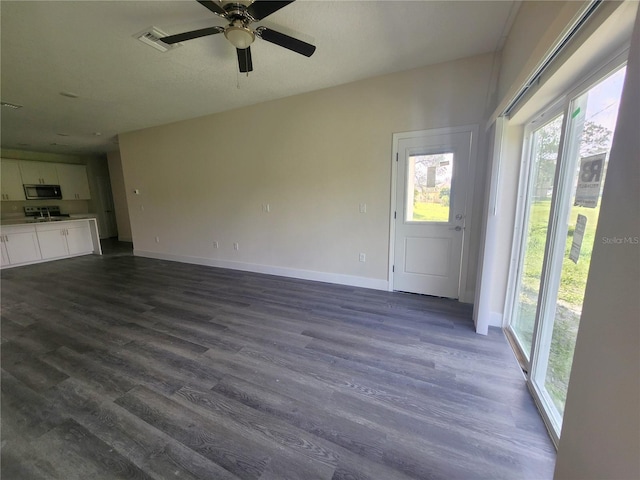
[134,27,179,52]
[1,101,23,109]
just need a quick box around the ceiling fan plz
[160,0,316,73]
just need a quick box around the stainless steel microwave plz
[23,184,62,200]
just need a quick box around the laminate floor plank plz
[1,248,556,479]
[84,345,208,396]
[115,385,272,480]
[49,378,242,480]
[29,418,154,480]
[2,354,69,393]
[171,384,340,470]
[43,346,136,399]
[1,369,68,449]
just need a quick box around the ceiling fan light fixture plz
[224,25,255,49]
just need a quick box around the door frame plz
[388,124,479,301]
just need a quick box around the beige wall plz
[554,7,640,478]
[107,150,132,242]
[119,53,494,292]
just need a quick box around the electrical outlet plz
[213,241,219,248]
[359,203,367,213]
[359,253,366,262]
[233,242,239,251]
[155,236,160,243]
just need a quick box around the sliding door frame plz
[503,51,629,447]
[503,99,567,370]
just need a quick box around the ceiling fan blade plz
[237,47,253,73]
[196,0,226,17]
[247,1,295,21]
[255,27,316,57]
[160,26,224,45]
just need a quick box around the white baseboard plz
[134,250,389,291]
[473,310,503,335]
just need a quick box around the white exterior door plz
[391,128,473,298]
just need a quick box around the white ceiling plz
[1,0,518,155]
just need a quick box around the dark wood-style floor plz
[1,241,556,479]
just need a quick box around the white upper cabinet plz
[0,160,26,201]
[57,163,91,200]
[19,161,59,185]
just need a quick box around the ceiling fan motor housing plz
[224,22,255,49]
[220,1,254,22]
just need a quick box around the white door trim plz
[388,124,479,300]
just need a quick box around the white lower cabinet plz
[37,226,70,259]
[66,223,94,255]
[0,219,98,268]
[0,225,42,266]
[36,222,94,259]
[1,240,9,266]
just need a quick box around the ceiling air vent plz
[134,27,181,52]
[1,101,23,109]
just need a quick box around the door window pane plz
[511,114,564,357]
[405,153,453,222]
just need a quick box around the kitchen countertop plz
[1,214,97,226]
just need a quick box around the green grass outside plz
[514,200,601,414]
[411,202,450,222]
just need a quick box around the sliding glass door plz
[510,113,565,359]
[507,64,627,442]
